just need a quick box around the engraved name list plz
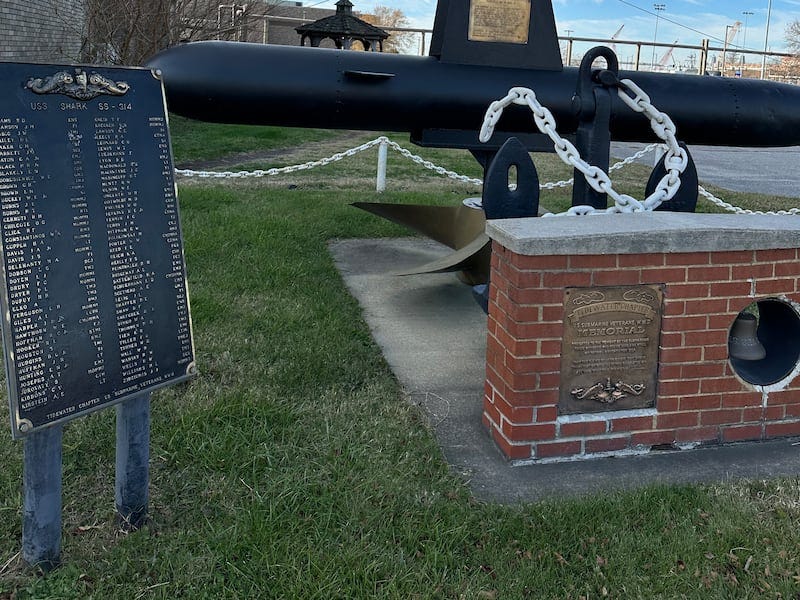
[0,64,195,438]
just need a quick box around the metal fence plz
[561,35,795,82]
[236,15,796,83]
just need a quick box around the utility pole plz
[723,24,732,76]
[761,0,772,79]
[652,4,666,70]
[742,10,754,70]
[564,29,574,66]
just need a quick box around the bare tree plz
[79,0,167,64]
[769,56,800,83]
[787,20,800,54]
[50,0,282,66]
[779,21,800,82]
[48,1,412,64]
[356,5,414,54]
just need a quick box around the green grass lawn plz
[2,122,800,598]
[168,115,341,164]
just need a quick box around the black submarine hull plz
[146,41,800,148]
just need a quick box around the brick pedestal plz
[484,213,800,463]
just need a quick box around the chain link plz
[698,185,800,216]
[175,136,486,185]
[174,130,800,217]
[538,143,662,191]
[613,145,800,216]
[480,80,689,216]
[175,133,660,193]
[174,137,387,179]
[380,139,483,185]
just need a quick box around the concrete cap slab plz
[486,212,800,256]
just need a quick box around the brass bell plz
[729,312,767,361]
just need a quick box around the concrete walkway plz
[330,237,800,504]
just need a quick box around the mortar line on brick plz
[557,408,658,424]
[558,431,634,441]
[510,446,652,466]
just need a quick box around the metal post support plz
[572,47,619,209]
[115,393,151,531]
[572,85,612,209]
[699,39,709,75]
[22,424,63,571]
[376,139,388,192]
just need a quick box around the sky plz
[300,0,800,68]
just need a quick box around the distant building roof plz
[295,0,389,51]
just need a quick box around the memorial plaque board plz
[559,285,663,414]
[468,0,531,44]
[0,62,195,438]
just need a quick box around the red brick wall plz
[484,242,800,462]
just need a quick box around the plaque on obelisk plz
[468,0,531,44]
[429,0,562,70]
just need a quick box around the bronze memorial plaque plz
[0,63,195,438]
[559,285,663,414]
[468,0,531,44]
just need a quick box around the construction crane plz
[726,21,743,46]
[609,24,624,53]
[657,40,679,70]
[722,21,743,75]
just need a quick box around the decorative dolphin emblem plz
[26,68,130,100]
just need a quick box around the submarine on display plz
[144,0,800,149]
[146,0,800,287]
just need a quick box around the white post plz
[376,138,388,193]
[653,144,666,167]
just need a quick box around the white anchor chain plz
[480,81,688,216]
[540,142,663,190]
[380,139,484,186]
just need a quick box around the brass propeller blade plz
[352,202,485,250]
[352,202,491,284]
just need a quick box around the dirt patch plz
[176,130,375,171]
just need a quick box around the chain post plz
[376,137,388,193]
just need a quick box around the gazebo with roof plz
[295,0,389,51]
